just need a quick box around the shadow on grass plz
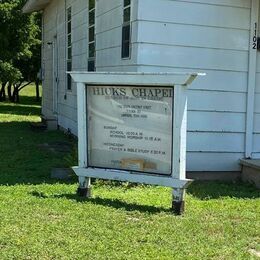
[0,93,79,186]
[0,123,76,186]
[30,180,260,215]
[187,181,260,200]
[31,191,171,214]
[18,95,41,106]
[0,104,41,116]
[0,95,41,116]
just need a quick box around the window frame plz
[88,0,96,72]
[121,0,131,59]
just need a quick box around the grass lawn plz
[0,85,259,259]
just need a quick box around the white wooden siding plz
[254,74,260,155]
[253,11,260,157]
[188,111,246,133]
[137,44,249,71]
[136,0,251,171]
[95,0,138,71]
[136,21,249,51]
[41,0,256,172]
[42,0,64,119]
[138,0,250,29]
[187,152,243,171]
[42,0,139,135]
[43,0,87,135]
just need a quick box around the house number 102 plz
[253,22,258,50]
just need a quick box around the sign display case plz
[70,72,202,214]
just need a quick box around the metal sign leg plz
[172,188,185,215]
[77,176,92,198]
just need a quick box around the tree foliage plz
[0,0,41,102]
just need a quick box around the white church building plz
[23,0,260,178]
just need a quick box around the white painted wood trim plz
[73,167,192,188]
[246,0,259,158]
[172,86,187,179]
[22,0,51,13]
[180,87,188,179]
[69,72,203,86]
[77,82,88,167]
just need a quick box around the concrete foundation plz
[187,171,241,181]
[42,116,58,130]
[240,159,260,189]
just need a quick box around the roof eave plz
[22,0,51,13]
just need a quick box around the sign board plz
[87,85,173,175]
[70,72,203,214]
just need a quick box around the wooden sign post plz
[70,72,201,215]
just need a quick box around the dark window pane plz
[67,74,72,90]
[122,25,130,58]
[89,26,95,42]
[124,7,130,23]
[88,60,95,72]
[122,24,130,41]
[67,7,71,21]
[67,21,71,34]
[124,0,130,7]
[68,34,71,46]
[89,10,95,26]
[67,60,72,71]
[88,42,95,58]
[89,0,95,10]
[88,0,95,71]
[68,47,72,60]
[122,41,130,58]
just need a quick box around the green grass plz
[0,85,259,259]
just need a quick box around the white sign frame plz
[70,72,201,214]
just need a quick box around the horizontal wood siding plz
[42,0,139,135]
[96,0,138,71]
[254,78,260,153]
[42,0,88,135]
[253,10,260,156]
[42,0,63,119]
[42,0,256,171]
[136,0,251,171]
[187,152,243,171]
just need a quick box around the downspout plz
[245,0,259,158]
